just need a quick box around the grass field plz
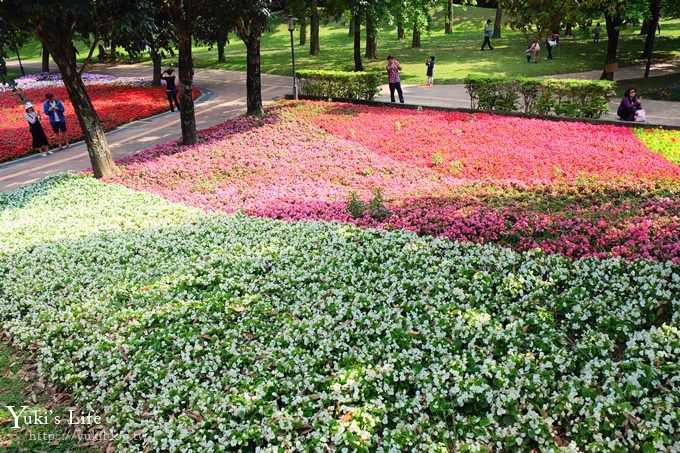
[10,5,680,85]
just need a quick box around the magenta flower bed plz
[109,102,680,262]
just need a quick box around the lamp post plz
[287,15,298,100]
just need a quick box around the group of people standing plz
[23,93,69,157]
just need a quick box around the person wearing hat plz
[43,92,68,149]
[24,102,51,157]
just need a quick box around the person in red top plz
[386,55,404,104]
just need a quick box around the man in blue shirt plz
[43,93,69,149]
[481,19,494,50]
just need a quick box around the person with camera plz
[386,55,404,103]
[161,68,181,113]
[617,88,644,121]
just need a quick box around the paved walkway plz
[375,59,680,126]
[0,62,290,192]
[1,59,678,192]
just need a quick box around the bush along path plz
[0,174,678,451]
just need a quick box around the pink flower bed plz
[109,102,680,262]
[308,104,680,183]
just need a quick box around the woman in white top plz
[24,102,52,156]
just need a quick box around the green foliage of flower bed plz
[297,70,382,100]
[635,128,680,165]
[464,74,615,119]
[0,175,678,451]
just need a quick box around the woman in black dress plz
[24,102,51,156]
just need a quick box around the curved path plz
[0,62,290,192]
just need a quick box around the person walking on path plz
[617,87,643,121]
[24,102,51,157]
[426,56,435,87]
[161,68,181,112]
[593,23,601,43]
[43,92,69,149]
[546,31,559,60]
[386,55,404,103]
[481,20,494,50]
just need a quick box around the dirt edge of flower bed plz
[0,332,114,452]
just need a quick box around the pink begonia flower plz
[107,101,680,263]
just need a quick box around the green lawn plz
[11,5,680,84]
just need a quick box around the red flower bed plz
[306,104,679,183]
[0,85,199,162]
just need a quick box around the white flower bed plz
[0,175,678,452]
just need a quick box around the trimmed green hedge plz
[297,69,382,100]
[464,74,616,119]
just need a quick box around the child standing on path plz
[43,92,68,149]
[481,20,494,50]
[386,55,404,103]
[426,56,435,86]
[593,23,601,43]
[24,102,51,157]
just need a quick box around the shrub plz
[297,70,382,100]
[465,74,615,119]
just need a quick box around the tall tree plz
[310,0,321,55]
[162,0,199,144]
[230,0,274,116]
[445,0,453,34]
[493,1,503,38]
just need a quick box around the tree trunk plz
[600,12,621,81]
[642,0,660,59]
[177,30,197,145]
[13,45,25,76]
[150,47,162,86]
[640,19,649,35]
[493,3,502,38]
[310,0,320,55]
[299,21,307,46]
[217,29,228,62]
[109,41,117,62]
[245,31,263,116]
[365,14,377,59]
[38,26,114,177]
[41,45,50,72]
[353,9,363,71]
[397,21,405,40]
[445,0,453,34]
[643,0,661,76]
[411,23,421,48]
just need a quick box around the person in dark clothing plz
[425,56,435,86]
[546,31,559,60]
[386,55,404,103]
[161,68,181,112]
[617,87,642,121]
[24,102,51,156]
[481,19,494,50]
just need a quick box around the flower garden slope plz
[110,102,680,262]
[0,175,678,451]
